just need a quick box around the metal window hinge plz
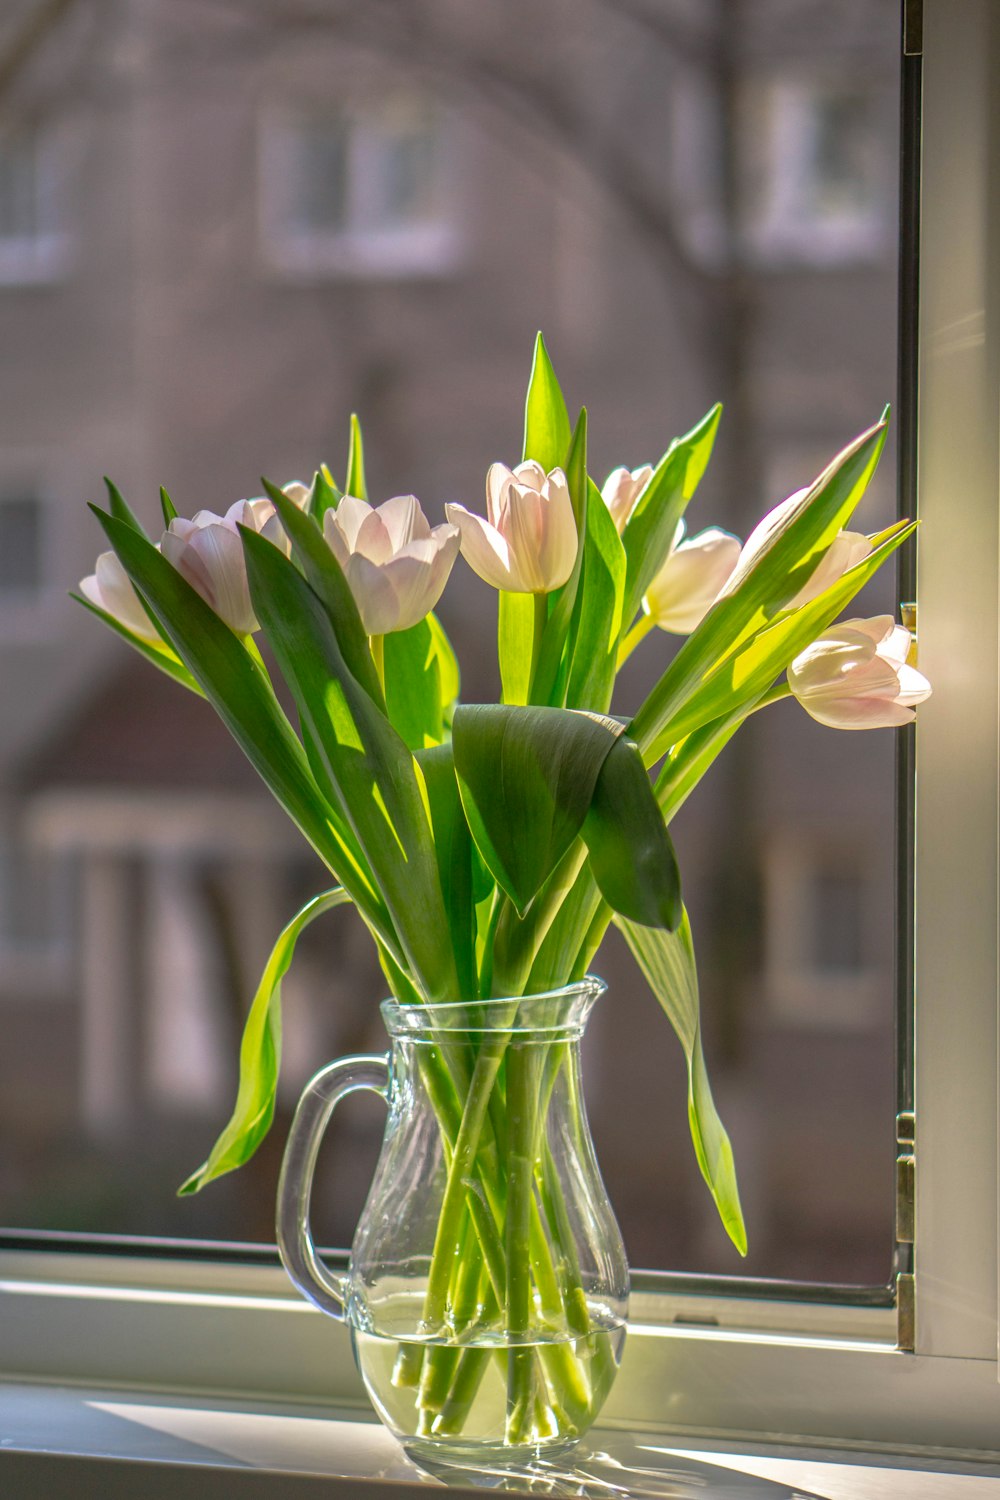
[895,1110,915,1351]
[903,0,923,57]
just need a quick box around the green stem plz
[528,591,549,696]
[504,1038,541,1440]
[370,632,385,695]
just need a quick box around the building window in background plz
[763,835,883,1029]
[0,493,43,599]
[258,99,460,278]
[742,78,891,265]
[0,127,71,284]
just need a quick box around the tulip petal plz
[446,503,523,591]
[486,463,515,526]
[379,493,431,550]
[331,494,372,551]
[644,527,741,634]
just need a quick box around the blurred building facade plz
[0,0,903,1278]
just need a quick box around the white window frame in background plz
[742,74,893,267]
[0,0,998,1463]
[258,100,462,280]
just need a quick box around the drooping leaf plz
[452,704,623,915]
[345,413,367,500]
[530,409,588,707]
[72,589,204,696]
[160,486,178,526]
[383,612,460,750]
[261,477,384,709]
[584,735,681,929]
[620,404,721,625]
[417,744,477,1000]
[565,477,627,713]
[522,331,572,472]
[630,417,888,756]
[618,909,747,1255]
[242,528,458,1002]
[180,888,351,1194]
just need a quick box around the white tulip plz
[788,615,932,730]
[642,522,741,634]
[601,464,653,534]
[725,489,872,609]
[323,493,460,635]
[79,550,160,644]
[161,498,277,634]
[446,461,577,593]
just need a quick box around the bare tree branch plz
[0,0,78,104]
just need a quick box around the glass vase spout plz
[276,979,629,1466]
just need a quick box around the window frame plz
[1,0,999,1458]
[257,102,462,281]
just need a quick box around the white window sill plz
[3,1379,1000,1498]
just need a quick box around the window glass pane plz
[0,2,901,1286]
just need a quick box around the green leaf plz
[530,409,588,707]
[499,591,536,706]
[91,509,387,937]
[242,528,458,1002]
[417,744,477,1000]
[383,613,460,750]
[618,909,747,1255]
[565,477,627,712]
[160,486,178,526]
[630,417,888,756]
[72,590,204,696]
[651,518,918,757]
[104,476,148,537]
[180,888,351,1193]
[452,704,623,915]
[261,478,385,710]
[345,413,367,500]
[620,403,721,625]
[584,735,681,929]
[309,466,342,520]
[522,332,572,471]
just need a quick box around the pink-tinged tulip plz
[601,464,652,534]
[724,489,872,609]
[323,493,459,635]
[788,616,932,730]
[80,550,160,644]
[446,461,577,593]
[161,498,278,634]
[642,522,741,634]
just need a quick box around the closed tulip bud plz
[80,550,160,643]
[642,522,741,634]
[727,489,872,609]
[601,464,652,534]
[446,460,577,593]
[161,498,277,634]
[323,493,460,635]
[788,615,932,730]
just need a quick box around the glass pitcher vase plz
[276,979,629,1465]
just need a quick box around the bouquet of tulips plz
[78,336,928,1444]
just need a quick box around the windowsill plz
[3,1378,1000,1498]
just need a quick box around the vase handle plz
[275,1053,389,1321]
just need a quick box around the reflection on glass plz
[0,0,900,1285]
